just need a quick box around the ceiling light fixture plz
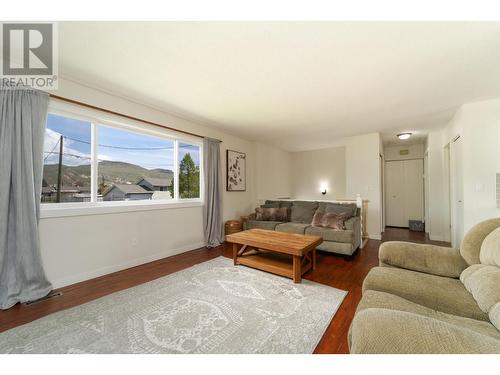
[397,132,412,140]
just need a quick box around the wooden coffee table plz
[225,228,323,283]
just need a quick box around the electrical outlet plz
[131,237,138,246]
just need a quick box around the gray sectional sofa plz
[243,200,362,256]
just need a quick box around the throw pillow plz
[318,202,356,219]
[311,211,348,230]
[255,207,288,221]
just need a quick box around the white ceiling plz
[59,22,500,151]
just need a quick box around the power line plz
[61,135,198,151]
[43,139,61,163]
[44,151,91,160]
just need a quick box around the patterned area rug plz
[0,257,347,353]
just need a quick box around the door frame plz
[449,135,463,248]
[380,153,385,233]
[384,158,425,228]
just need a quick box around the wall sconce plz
[320,182,327,195]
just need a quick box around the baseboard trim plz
[49,241,206,289]
[368,234,382,240]
[429,234,445,241]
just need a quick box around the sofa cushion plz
[305,226,354,243]
[490,302,500,332]
[480,227,500,267]
[318,202,357,218]
[344,216,360,231]
[264,200,280,206]
[275,222,310,235]
[378,241,468,278]
[363,266,488,321]
[290,201,318,223]
[460,264,500,330]
[349,308,500,354]
[278,201,293,208]
[260,203,280,208]
[244,220,284,231]
[355,290,500,340]
[460,218,500,266]
[264,200,293,208]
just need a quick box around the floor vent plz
[24,292,63,306]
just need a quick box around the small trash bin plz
[409,220,425,232]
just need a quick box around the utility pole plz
[56,136,63,203]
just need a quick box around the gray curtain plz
[203,137,224,247]
[0,88,52,309]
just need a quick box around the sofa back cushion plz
[318,202,357,218]
[460,218,500,266]
[461,263,500,331]
[264,200,293,209]
[290,201,318,223]
[255,207,288,222]
[261,202,280,208]
[480,227,500,267]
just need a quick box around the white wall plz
[345,133,383,239]
[254,142,293,202]
[458,100,500,232]
[41,78,259,288]
[384,143,424,161]
[291,146,346,201]
[427,98,500,243]
[286,133,382,239]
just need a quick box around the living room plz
[1,1,500,372]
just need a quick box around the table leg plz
[312,248,317,270]
[293,255,301,283]
[232,243,238,265]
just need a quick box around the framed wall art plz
[226,150,246,191]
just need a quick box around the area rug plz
[0,257,347,354]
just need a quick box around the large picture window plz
[41,110,203,206]
[97,125,175,202]
[42,114,92,203]
[178,142,201,199]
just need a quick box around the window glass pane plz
[42,113,91,203]
[179,143,201,199]
[98,125,174,201]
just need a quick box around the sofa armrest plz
[345,216,361,250]
[349,308,500,354]
[379,241,468,278]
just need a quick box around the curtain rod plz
[49,94,222,142]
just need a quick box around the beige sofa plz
[243,200,362,256]
[348,218,500,354]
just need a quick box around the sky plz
[44,113,200,170]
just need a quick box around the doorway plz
[385,159,424,228]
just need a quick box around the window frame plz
[40,99,204,219]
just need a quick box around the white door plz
[385,161,406,227]
[385,159,424,227]
[451,137,464,247]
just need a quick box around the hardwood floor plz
[0,227,450,354]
